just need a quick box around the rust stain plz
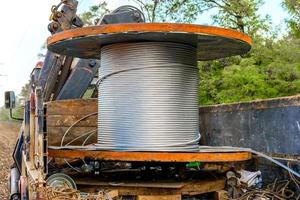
[47,23,252,47]
[81,67,93,74]
[48,149,251,162]
[199,94,300,113]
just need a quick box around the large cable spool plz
[47,23,252,152]
[97,42,200,152]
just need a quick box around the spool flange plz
[47,23,252,60]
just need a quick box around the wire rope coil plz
[97,42,200,152]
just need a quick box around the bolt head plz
[89,60,97,67]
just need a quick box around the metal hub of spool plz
[47,23,252,152]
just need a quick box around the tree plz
[282,0,300,37]
[80,0,202,23]
[197,0,300,105]
[19,82,30,100]
[198,0,271,37]
[80,2,110,25]
[199,35,300,105]
[132,0,202,22]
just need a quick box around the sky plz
[0,0,289,105]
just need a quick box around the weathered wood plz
[48,126,97,146]
[46,98,97,115]
[46,99,97,146]
[76,178,225,196]
[47,115,97,127]
[137,195,181,200]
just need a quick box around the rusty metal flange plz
[47,23,252,61]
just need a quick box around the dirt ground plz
[0,121,20,199]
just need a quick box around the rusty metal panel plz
[199,95,300,155]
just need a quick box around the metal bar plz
[52,56,73,99]
[43,56,64,101]
[29,93,35,169]
[24,101,30,161]
[56,59,99,100]
[35,88,44,172]
[37,51,57,90]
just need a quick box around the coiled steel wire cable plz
[96,42,200,152]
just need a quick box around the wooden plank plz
[46,98,97,115]
[48,149,252,162]
[48,126,97,146]
[46,99,98,146]
[75,179,185,189]
[77,178,225,196]
[137,195,181,200]
[47,115,97,127]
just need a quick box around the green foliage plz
[80,0,202,24]
[196,0,300,105]
[200,0,271,37]
[0,81,28,121]
[282,0,300,37]
[82,88,95,99]
[199,37,300,105]
[80,2,110,25]
[0,103,24,121]
[132,0,202,22]
[19,82,30,100]
[0,107,10,121]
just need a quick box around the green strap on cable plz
[186,161,201,168]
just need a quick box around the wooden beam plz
[77,178,225,196]
[46,98,97,115]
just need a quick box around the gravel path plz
[0,121,20,199]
